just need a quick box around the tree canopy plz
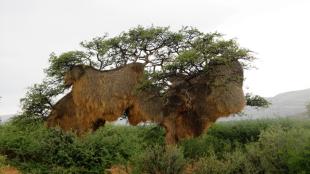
[18,26,268,122]
[245,93,270,108]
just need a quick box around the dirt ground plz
[105,163,197,174]
[0,166,21,174]
[105,165,131,174]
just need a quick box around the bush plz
[0,155,6,168]
[207,119,270,144]
[140,125,165,147]
[190,119,310,174]
[181,119,273,159]
[0,118,309,173]
[193,149,258,174]
[246,125,310,174]
[133,145,186,174]
[181,134,233,159]
[81,125,146,168]
[0,123,154,173]
[193,154,229,174]
[0,123,85,173]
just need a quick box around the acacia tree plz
[18,26,269,122]
[245,93,270,108]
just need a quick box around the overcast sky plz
[1,0,310,115]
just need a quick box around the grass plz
[0,118,309,174]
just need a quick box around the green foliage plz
[19,50,90,122]
[0,123,162,173]
[0,155,7,168]
[18,26,259,122]
[140,125,165,146]
[193,149,258,174]
[193,154,229,174]
[19,80,64,121]
[133,145,186,174]
[1,118,309,173]
[80,26,183,70]
[45,51,89,83]
[18,51,95,122]
[207,120,271,144]
[165,32,253,77]
[181,134,232,160]
[142,29,254,94]
[181,120,271,159]
[246,93,271,108]
[192,120,310,174]
[246,125,310,174]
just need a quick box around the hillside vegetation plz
[0,118,309,174]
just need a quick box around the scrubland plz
[0,118,309,174]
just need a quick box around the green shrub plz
[82,125,146,168]
[207,119,270,144]
[246,125,310,174]
[193,148,259,174]
[0,123,150,173]
[181,134,233,159]
[191,119,310,174]
[181,119,273,160]
[0,118,309,173]
[140,125,165,146]
[0,155,7,168]
[193,154,229,174]
[133,145,186,174]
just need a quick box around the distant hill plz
[224,88,310,120]
[266,88,310,116]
